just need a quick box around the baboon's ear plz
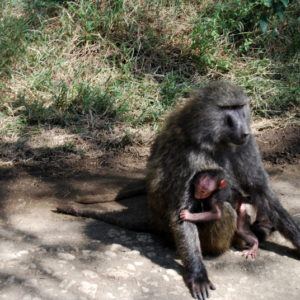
[219,179,227,189]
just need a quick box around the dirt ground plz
[0,125,300,300]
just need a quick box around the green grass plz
[0,0,299,138]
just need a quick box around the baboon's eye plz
[228,105,244,110]
[220,105,244,110]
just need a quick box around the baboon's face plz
[220,104,250,145]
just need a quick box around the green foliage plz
[12,83,121,126]
[190,1,256,71]
[0,6,28,76]
[0,0,299,138]
[252,0,292,32]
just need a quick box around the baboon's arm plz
[171,218,215,299]
[258,188,300,254]
[234,138,300,254]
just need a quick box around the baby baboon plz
[235,203,259,259]
[179,170,259,258]
[146,82,300,299]
[179,170,227,223]
[179,169,237,256]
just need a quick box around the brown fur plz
[198,202,237,255]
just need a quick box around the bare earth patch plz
[0,125,299,300]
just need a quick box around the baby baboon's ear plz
[219,179,227,189]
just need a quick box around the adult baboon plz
[146,81,300,299]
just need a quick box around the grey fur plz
[146,81,300,299]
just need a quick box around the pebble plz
[38,248,47,254]
[119,235,132,242]
[105,250,117,258]
[239,276,248,284]
[149,281,158,287]
[107,229,120,238]
[146,252,156,258]
[136,234,152,243]
[0,253,17,260]
[78,281,98,299]
[162,275,169,282]
[126,250,140,256]
[105,268,131,279]
[166,269,177,276]
[110,243,122,251]
[82,250,92,256]
[29,263,37,269]
[59,279,76,289]
[6,275,15,283]
[142,286,149,293]
[106,292,116,299]
[24,278,38,287]
[22,296,41,300]
[82,270,99,279]
[17,250,29,257]
[57,252,75,261]
[170,291,180,295]
[127,264,136,271]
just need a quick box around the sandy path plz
[0,159,300,300]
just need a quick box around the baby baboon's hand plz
[180,210,191,221]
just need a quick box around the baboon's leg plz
[256,189,300,252]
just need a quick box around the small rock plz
[29,263,37,269]
[59,279,76,289]
[170,291,179,295]
[127,250,140,256]
[82,270,99,279]
[166,269,177,276]
[105,250,117,258]
[24,278,38,287]
[149,281,159,287]
[119,235,131,242]
[7,276,15,283]
[78,281,98,299]
[17,250,29,257]
[147,252,156,258]
[110,243,122,251]
[107,229,120,238]
[57,252,75,261]
[82,250,92,256]
[105,268,131,279]
[137,234,152,242]
[127,264,136,271]
[162,275,169,282]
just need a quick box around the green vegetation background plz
[0,0,299,138]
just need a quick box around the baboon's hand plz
[187,273,216,300]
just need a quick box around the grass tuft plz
[0,0,299,141]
